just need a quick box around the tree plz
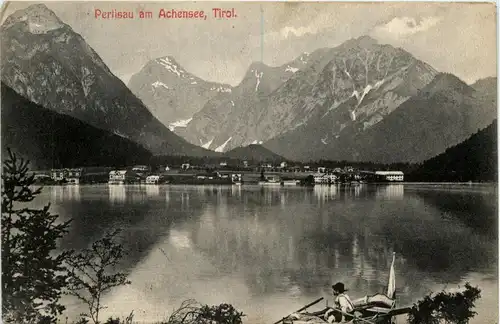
[66,229,131,324]
[301,175,315,186]
[1,148,72,323]
[407,283,481,324]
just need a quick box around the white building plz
[313,172,327,184]
[375,171,404,182]
[146,175,161,184]
[280,162,288,168]
[313,173,337,184]
[109,170,128,184]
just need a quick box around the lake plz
[33,184,498,323]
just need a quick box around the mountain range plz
[265,72,497,163]
[0,4,497,166]
[179,50,330,150]
[129,33,495,163]
[0,4,215,158]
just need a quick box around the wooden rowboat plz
[276,253,411,324]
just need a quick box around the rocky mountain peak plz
[2,4,64,33]
[425,73,473,95]
[471,76,497,95]
[154,56,188,78]
[339,35,379,51]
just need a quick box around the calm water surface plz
[34,184,498,323]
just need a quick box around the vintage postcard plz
[0,1,497,324]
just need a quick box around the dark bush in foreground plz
[408,283,481,324]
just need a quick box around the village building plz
[375,171,404,182]
[50,169,66,182]
[146,175,163,184]
[231,173,243,183]
[66,168,83,184]
[109,170,138,184]
[50,168,83,183]
[195,171,221,180]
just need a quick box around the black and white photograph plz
[0,1,498,324]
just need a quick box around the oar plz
[273,297,324,324]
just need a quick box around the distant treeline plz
[149,155,263,168]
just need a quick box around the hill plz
[1,83,153,169]
[407,120,497,182]
[224,144,287,163]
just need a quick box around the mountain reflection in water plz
[32,184,497,324]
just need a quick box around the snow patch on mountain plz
[285,66,299,73]
[215,137,232,152]
[322,100,342,118]
[231,101,235,107]
[201,138,214,149]
[351,84,373,106]
[251,140,263,145]
[27,19,62,33]
[113,130,129,139]
[373,79,385,89]
[321,135,328,145]
[210,86,232,93]
[351,79,386,107]
[152,81,169,89]
[299,53,310,64]
[168,117,192,131]
[253,70,263,91]
[190,81,197,85]
[157,57,185,77]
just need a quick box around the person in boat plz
[309,282,356,322]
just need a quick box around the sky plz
[1,1,497,86]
